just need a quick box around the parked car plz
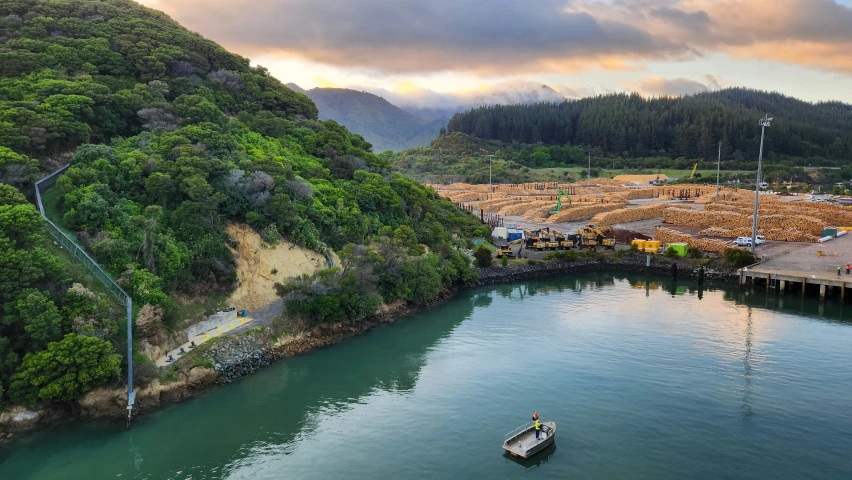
[736,236,765,246]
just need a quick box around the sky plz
[138,0,852,109]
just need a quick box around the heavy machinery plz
[689,163,699,180]
[577,224,617,251]
[524,229,548,251]
[495,239,523,259]
[549,189,572,215]
[552,230,575,249]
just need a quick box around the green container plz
[823,227,838,238]
[669,242,689,257]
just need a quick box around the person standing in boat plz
[532,412,541,440]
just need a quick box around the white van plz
[736,236,765,246]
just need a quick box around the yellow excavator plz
[552,230,575,250]
[541,227,561,250]
[495,238,523,259]
[577,224,617,250]
[524,229,548,251]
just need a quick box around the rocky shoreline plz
[0,256,738,438]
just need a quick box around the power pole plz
[715,141,721,200]
[751,115,772,254]
[587,152,591,186]
[488,154,494,192]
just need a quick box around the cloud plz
[338,80,595,118]
[630,75,722,97]
[142,0,852,75]
[140,0,684,74]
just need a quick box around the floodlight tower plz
[750,115,772,254]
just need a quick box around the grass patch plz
[522,167,749,182]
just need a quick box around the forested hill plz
[446,89,852,163]
[289,86,448,152]
[0,0,482,409]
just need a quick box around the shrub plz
[664,246,679,258]
[527,259,539,265]
[9,334,121,404]
[501,255,509,266]
[474,226,491,238]
[724,248,756,268]
[686,247,702,259]
[629,243,639,252]
[543,250,579,262]
[474,246,493,268]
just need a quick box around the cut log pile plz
[589,204,695,225]
[545,203,627,223]
[654,227,731,253]
[664,208,824,237]
[698,227,819,243]
[498,201,553,216]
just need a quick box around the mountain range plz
[287,84,448,152]
[287,83,571,152]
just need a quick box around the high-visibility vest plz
[534,420,541,430]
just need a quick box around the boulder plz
[0,406,43,431]
[187,367,218,388]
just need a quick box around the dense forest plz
[389,131,852,186]
[446,90,852,167]
[0,0,482,409]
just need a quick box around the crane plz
[689,163,699,180]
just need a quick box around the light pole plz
[751,115,772,254]
[716,141,721,200]
[488,154,494,192]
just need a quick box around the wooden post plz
[802,278,807,298]
[842,282,846,301]
[779,280,786,292]
[766,273,770,292]
[820,284,826,299]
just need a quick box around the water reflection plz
[741,307,754,422]
[0,293,480,479]
[503,442,557,472]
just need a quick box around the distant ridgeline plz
[0,0,483,410]
[288,85,449,153]
[445,89,852,167]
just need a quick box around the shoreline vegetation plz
[0,253,737,439]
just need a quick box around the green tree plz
[474,245,493,268]
[7,290,63,353]
[396,256,442,305]
[9,334,121,404]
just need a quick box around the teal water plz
[2,273,852,479]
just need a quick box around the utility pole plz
[588,152,591,186]
[751,115,772,254]
[488,154,494,192]
[715,141,721,200]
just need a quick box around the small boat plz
[502,421,556,459]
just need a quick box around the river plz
[2,273,852,479]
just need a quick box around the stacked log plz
[589,204,695,225]
[545,203,627,223]
[664,208,824,236]
[497,201,553,216]
[698,227,818,242]
[654,227,730,253]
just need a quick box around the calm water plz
[3,273,852,479]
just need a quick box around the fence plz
[34,166,136,419]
